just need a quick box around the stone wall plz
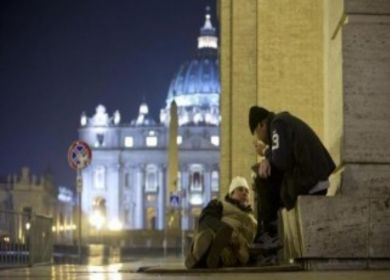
[219,0,390,268]
[342,13,390,163]
[295,0,390,266]
[257,0,325,139]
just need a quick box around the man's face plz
[230,186,249,205]
[254,121,268,144]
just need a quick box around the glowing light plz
[198,36,218,49]
[25,222,31,230]
[108,220,123,231]
[177,136,182,145]
[146,136,157,147]
[108,263,123,272]
[52,226,56,232]
[124,136,134,147]
[81,112,87,126]
[190,194,203,205]
[211,136,219,146]
[113,110,121,125]
[91,105,110,126]
[89,211,106,229]
[140,103,149,115]
[58,186,73,202]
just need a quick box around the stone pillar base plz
[298,259,390,270]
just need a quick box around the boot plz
[185,228,214,269]
[253,220,282,251]
[206,225,233,268]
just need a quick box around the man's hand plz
[258,158,271,178]
[254,140,267,157]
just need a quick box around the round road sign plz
[67,140,92,170]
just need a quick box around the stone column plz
[219,0,258,196]
[157,165,165,230]
[134,166,144,229]
[203,168,211,204]
[181,166,190,230]
[106,164,119,223]
[339,0,390,260]
[293,0,390,268]
[128,166,135,229]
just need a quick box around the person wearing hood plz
[185,176,257,268]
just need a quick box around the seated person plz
[185,176,257,268]
[248,106,335,263]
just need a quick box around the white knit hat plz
[229,176,250,194]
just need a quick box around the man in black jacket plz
[248,106,335,253]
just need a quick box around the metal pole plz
[181,192,185,258]
[163,216,167,257]
[76,169,82,264]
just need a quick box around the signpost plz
[67,140,92,264]
[169,193,180,208]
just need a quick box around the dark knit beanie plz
[249,106,269,134]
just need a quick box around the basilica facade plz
[78,11,220,234]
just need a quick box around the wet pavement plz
[0,256,390,280]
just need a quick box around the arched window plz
[95,133,105,147]
[145,164,158,192]
[211,171,219,192]
[94,166,105,189]
[89,197,107,229]
[189,164,203,192]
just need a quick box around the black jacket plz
[265,112,336,209]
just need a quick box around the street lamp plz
[89,211,106,230]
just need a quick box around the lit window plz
[95,133,105,147]
[190,193,203,205]
[124,136,134,147]
[211,171,219,192]
[189,164,203,192]
[177,136,182,145]
[94,166,105,189]
[211,136,219,146]
[177,172,181,191]
[146,136,158,147]
[146,195,157,202]
[90,197,106,229]
[145,165,158,192]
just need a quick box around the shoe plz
[185,229,214,269]
[253,231,282,251]
[206,225,233,268]
[256,253,278,266]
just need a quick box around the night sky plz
[0,0,217,188]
